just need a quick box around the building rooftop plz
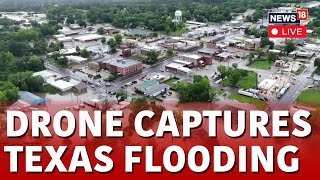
[146,84,170,96]
[104,57,142,68]
[180,54,202,59]
[166,63,184,69]
[136,79,159,90]
[198,48,218,55]
[126,29,152,37]
[66,55,88,63]
[33,70,55,79]
[50,80,75,91]
[216,52,232,58]
[172,59,193,65]
[19,91,46,107]
[75,34,104,41]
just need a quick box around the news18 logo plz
[268,9,308,38]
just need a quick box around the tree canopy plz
[176,75,216,102]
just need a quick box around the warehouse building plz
[19,91,46,107]
[135,80,170,97]
[66,55,88,64]
[74,34,105,42]
[50,80,75,92]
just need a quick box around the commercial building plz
[122,48,132,57]
[135,80,170,97]
[19,91,46,107]
[137,46,161,56]
[244,38,261,50]
[74,34,105,42]
[99,57,143,75]
[57,36,73,42]
[125,29,152,37]
[178,54,202,66]
[165,63,192,74]
[50,80,75,92]
[104,27,120,35]
[66,55,88,64]
[215,52,232,61]
[88,62,100,71]
[69,24,82,30]
[120,39,138,49]
[72,83,87,93]
[198,48,219,57]
[185,21,208,30]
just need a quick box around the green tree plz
[76,46,81,52]
[284,40,296,54]
[166,48,174,57]
[77,19,87,27]
[101,37,106,44]
[80,49,90,58]
[116,89,127,102]
[256,48,264,58]
[268,52,278,62]
[228,71,241,87]
[114,34,123,45]
[217,65,228,79]
[146,50,158,64]
[8,72,44,92]
[0,81,19,102]
[176,75,216,102]
[107,38,117,53]
[315,58,320,68]
[97,27,105,35]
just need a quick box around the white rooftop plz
[66,55,88,63]
[258,79,277,90]
[180,54,202,59]
[33,70,55,79]
[75,34,104,41]
[166,63,184,69]
[50,80,74,91]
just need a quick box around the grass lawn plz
[208,22,217,25]
[296,89,320,106]
[164,77,180,86]
[249,60,273,70]
[229,93,267,110]
[296,65,307,75]
[223,71,257,89]
[130,55,146,61]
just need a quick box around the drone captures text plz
[3,110,312,173]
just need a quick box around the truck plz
[277,83,291,98]
[248,88,260,94]
[238,90,259,99]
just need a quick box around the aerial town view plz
[0,0,319,120]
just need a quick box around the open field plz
[229,93,267,110]
[297,89,320,105]
[249,60,273,70]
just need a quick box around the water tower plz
[174,10,182,26]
